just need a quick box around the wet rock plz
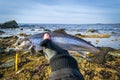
[86,29,99,33]
[44,29,51,32]
[75,33,82,37]
[75,33,110,38]
[53,28,67,34]
[96,40,99,43]
[0,30,5,35]
[20,28,23,30]
[0,20,19,28]
[39,27,44,29]
[75,33,82,36]
[31,29,35,31]
[111,32,117,34]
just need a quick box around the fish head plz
[14,38,33,51]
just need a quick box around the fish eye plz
[18,42,20,45]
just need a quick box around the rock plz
[0,20,19,28]
[44,29,51,32]
[31,29,35,31]
[111,32,117,34]
[39,27,45,29]
[75,33,110,38]
[75,33,82,36]
[0,30,5,35]
[53,28,67,34]
[96,40,99,43]
[38,27,51,32]
[86,29,99,33]
[75,33,84,38]
[20,28,23,30]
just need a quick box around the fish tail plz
[93,47,110,64]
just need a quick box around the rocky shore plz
[0,21,120,79]
[0,31,120,80]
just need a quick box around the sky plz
[0,0,120,24]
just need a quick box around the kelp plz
[0,36,120,80]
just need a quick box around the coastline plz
[0,24,120,80]
[0,34,120,80]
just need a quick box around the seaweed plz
[0,36,120,80]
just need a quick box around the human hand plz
[40,33,69,60]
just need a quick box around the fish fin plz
[53,29,67,34]
[92,47,110,64]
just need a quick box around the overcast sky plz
[0,0,120,24]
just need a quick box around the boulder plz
[0,20,19,28]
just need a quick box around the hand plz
[40,33,69,61]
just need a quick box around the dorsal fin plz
[53,29,67,34]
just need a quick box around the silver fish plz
[14,31,100,55]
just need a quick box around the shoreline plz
[0,31,120,80]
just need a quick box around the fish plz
[14,31,101,56]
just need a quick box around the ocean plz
[0,24,120,49]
